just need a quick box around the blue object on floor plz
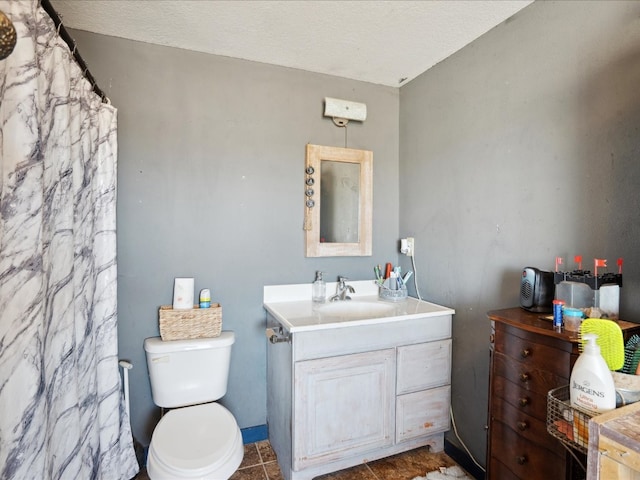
[241,424,268,444]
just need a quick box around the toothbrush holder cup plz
[379,285,408,302]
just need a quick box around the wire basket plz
[546,385,598,454]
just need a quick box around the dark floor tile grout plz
[256,443,265,464]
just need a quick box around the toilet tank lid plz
[144,331,235,353]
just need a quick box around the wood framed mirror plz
[304,144,372,257]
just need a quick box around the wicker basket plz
[547,385,598,454]
[159,304,222,341]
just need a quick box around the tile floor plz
[135,441,468,480]
[304,447,464,480]
[229,440,283,480]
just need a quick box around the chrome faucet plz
[330,276,355,301]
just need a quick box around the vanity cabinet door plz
[293,349,395,470]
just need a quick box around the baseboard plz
[444,438,485,480]
[241,424,268,444]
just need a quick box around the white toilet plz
[144,332,244,479]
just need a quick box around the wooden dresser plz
[486,308,640,480]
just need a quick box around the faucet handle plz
[338,276,348,285]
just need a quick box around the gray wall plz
[70,30,400,446]
[71,0,640,466]
[400,0,640,465]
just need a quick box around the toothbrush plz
[374,265,383,286]
[395,266,402,289]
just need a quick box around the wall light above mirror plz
[304,144,372,257]
[323,97,367,127]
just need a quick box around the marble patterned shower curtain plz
[0,1,138,479]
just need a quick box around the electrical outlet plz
[406,237,414,257]
[401,237,415,256]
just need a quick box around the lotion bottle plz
[312,271,326,303]
[569,333,616,413]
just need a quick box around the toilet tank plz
[144,332,235,408]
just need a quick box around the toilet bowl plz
[146,403,243,479]
[144,333,243,480]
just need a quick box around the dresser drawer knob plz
[517,421,528,431]
[516,455,527,465]
[519,372,530,382]
[520,348,531,358]
[519,397,530,407]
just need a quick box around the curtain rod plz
[40,0,109,103]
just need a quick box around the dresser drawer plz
[491,394,561,453]
[489,457,521,480]
[489,420,565,479]
[495,330,571,377]
[492,375,548,422]
[396,385,450,442]
[493,351,567,397]
[397,340,451,394]
[495,328,570,378]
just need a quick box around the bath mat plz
[412,465,474,480]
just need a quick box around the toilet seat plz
[147,403,243,479]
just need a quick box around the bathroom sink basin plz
[264,282,455,331]
[317,301,395,319]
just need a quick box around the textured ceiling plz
[50,0,533,87]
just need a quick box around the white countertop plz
[264,281,455,332]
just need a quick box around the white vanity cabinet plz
[264,287,454,480]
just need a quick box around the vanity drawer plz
[495,323,571,378]
[493,351,567,397]
[397,340,451,394]
[396,385,450,443]
[489,419,564,479]
[294,315,451,361]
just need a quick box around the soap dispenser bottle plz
[569,333,616,413]
[312,271,326,303]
